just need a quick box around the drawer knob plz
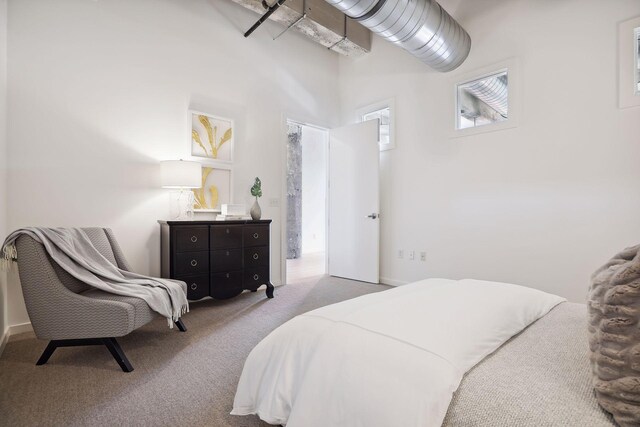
[190,283,197,290]
[253,233,259,239]
[190,259,198,267]
[190,235,198,243]
[226,251,230,256]
[253,274,259,281]
[226,273,230,278]
[253,253,259,260]
[226,228,230,234]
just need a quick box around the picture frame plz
[192,163,233,213]
[188,109,234,164]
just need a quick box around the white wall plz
[0,0,8,338]
[6,0,341,326]
[339,0,640,302]
[301,126,327,254]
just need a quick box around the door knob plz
[366,213,379,219]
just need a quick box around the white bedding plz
[232,278,565,427]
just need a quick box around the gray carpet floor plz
[0,276,388,426]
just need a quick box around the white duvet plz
[232,278,565,426]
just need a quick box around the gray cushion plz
[82,289,155,330]
[588,244,640,426]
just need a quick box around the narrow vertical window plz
[635,27,640,94]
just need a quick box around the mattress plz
[443,302,616,426]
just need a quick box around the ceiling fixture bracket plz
[273,0,307,40]
[244,0,288,38]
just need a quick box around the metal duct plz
[325,0,471,71]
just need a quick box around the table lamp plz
[160,160,201,220]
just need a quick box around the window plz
[357,99,395,151]
[363,107,390,146]
[450,58,519,138]
[456,70,508,130]
[618,16,640,109]
[635,27,640,94]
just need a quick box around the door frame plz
[280,114,330,286]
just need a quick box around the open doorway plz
[285,120,329,284]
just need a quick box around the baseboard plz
[0,327,8,358]
[379,277,408,287]
[0,322,34,358]
[9,321,33,336]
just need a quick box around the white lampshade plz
[160,160,201,189]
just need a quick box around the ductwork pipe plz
[325,0,471,72]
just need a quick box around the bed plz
[232,278,616,426]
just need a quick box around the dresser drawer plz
[174,251,209,276]
[244,246,269,268]
[244,225,269,247]
[175,226,209,253]
[177,274,209,300]
[244,267,269,290]
[211,249,243,272]
[210,271,243,299]
[210,225,243,249]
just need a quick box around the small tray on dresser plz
[159,220,274,301]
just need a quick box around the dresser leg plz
[175,319,187,332]
[266,283,274,299]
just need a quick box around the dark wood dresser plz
[159,220,274,300]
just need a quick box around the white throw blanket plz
[232,278,565,426]
[1,227,188,327]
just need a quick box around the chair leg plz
[36,338,133,372]
[175,319,187,332]
[36,341,59,366]
[103,338,134,373]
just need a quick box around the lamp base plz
[169,190,195,220]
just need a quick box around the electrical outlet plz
[408,251,415,260]
[420,252,427,262]
[398,249,404,259]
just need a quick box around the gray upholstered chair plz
[15,227,187,372]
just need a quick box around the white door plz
[328,120,380,284]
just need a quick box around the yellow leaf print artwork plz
[191,114,232,160]
[209,186,219,210]
[192,167,219,210]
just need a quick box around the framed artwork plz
[190,110,234,163]
[193,165,233,212]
